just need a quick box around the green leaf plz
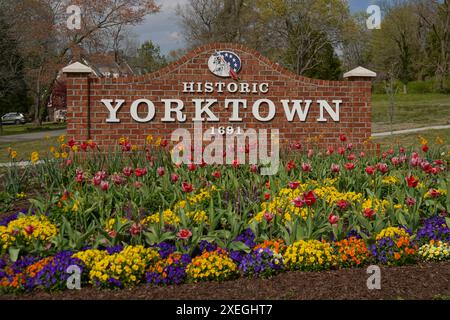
[228,241,251,253]
[9,247,20,262]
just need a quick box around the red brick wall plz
[66,43,376,151]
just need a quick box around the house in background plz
[47,45,134,121]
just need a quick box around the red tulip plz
[181,182,193,193]
[406,197,416,207]
[108,230,117,238]
[111,174,125,186]
[157,167,165,177]
[286,160,296,172]
[376,163,389,174]
[331,164,340,173]
[212,171,221,179]
[100,181,109,191]
[346,143,353,151]
[130,224,143,236]
[422,144,429,152]
[264,211,274,222]
[336,200,349,211]
[291,142,302,150]
[303,191,317,207]
[301,162,312,172]
[344,162,355,171]
[328,213,339,225]
[338,147,346,155]
[363,208,375,219]
[122,142,132,152]
[92,175,102,186]
[406,175,419,188]
[391,157,400,165]
[399,147,406,154]
[264,193,271,201]
[365,166,375,175]
[170,173,179,183]
[123,167,133,177]
[24,225,35,235]
[232,159,239,168]
[360,151,366,158]
[135,167,147,177]
[326,146,334,156]
[177,229,192,240]
[68,139,76,147]
[347,153,356,161]
[429,189,440,198]
[339,134,347,142]
[291,196,305,208]
[134,181,144,189]
[250,164,258,173]
[289,181,300,190]
[80,142,88,152]
[160,139,168,148]
[187,163,196,171]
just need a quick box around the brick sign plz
[64,43,376,151]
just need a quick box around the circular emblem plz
[208,51,241,79]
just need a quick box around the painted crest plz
[207,51,241,80]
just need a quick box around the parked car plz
[1,112,27,125]
[54,110,67,123]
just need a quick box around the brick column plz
[344,66,379,153]
[62,62,94,142]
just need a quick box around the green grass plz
[373,128,450,149]
[0,122,66,136]
[372,93,450,133]
[0,138,59,163]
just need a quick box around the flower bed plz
[0,135,449,294]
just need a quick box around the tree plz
[256,0,351,78]
[177,0,270,51]
[5,0,160,125]
[132,40,167,74]
[415,0,450,91]
[370,1,422,93]
[0,5,30,130]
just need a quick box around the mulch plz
[2,262,449,300]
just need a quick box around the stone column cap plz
[343,66,377,79]
[62,62,93,74]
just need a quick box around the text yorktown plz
[101,81,341,124]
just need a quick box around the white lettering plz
[192,99,219,122]
[102,99,125,123]
[253,99,276,122]
[130,99,155,123]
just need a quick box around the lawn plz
[372,93,450,133]
[0,122,66,136]
[0,137,57,163]
[373,128,450,150]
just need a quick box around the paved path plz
[0,129,66,143]
[372,124,450,137]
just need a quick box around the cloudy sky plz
[133,0,377,55]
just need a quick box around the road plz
[372,124,450,137]
[0,129,66,143]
